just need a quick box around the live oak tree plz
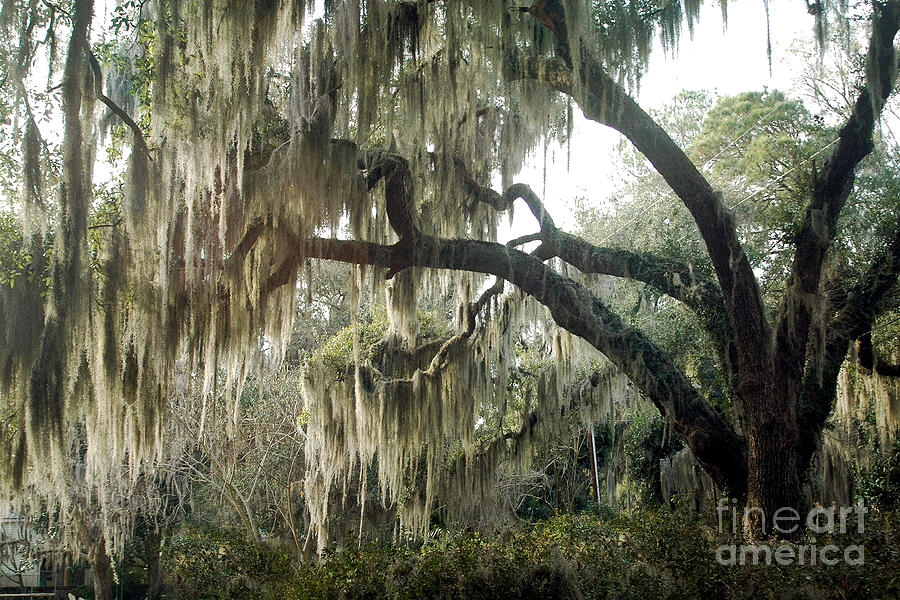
[2,0,900,550]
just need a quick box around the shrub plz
[162,528,294,600]
[162,508,900,600]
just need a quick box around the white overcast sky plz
[508,0,816,235]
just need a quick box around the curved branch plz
[524,0,572,67]
[424,278,504,375]
[265,231,747,497]
[544,232,726,319]
[544,231,738,377]
[504,51,769,397]
[462,166,725,318]
[459,168,734,369]
[777,1,900,389]
[455,157,556,233]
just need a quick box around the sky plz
[506,0,817,236]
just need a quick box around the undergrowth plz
[161,504,900,600]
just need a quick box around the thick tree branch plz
[455,157,556,232]
[228,216,268,266]
[544,232,725,321]
[264,231,747,497]
[230,131,747,495]
[777,1,900,391]
[856,331,900,376]
[545,231,738,378]
[460,168,735,371]
[375,154,419,241]
[524,0,572,68]
[505,50,769,401]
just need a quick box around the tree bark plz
[89,538,113,600]
[145,530,163,600]
[746,376,802,528]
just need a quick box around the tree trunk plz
[145,530,163,600]
[89,538,113,600]
[745,377,802,533]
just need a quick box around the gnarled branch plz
[262,230,748,497]
[460,167,735,371]
[505,50,769,401]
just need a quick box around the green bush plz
[857,435,900,511]
[162,528,294,600]
[624,412,684,504]
[162,508,900,600]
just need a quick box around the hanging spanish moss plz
[301,277,636,547]
[1,0,825,559]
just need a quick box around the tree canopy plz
[2,0,900,573]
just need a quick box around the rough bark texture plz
[90,538,114,600]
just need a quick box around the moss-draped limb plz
[457,165,736,379]
[262,230,748,498]
[506,50,769,404]
[798,222,900,474]
[775,1,900,403]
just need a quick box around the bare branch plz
[455,157,556,232]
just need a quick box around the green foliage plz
[513,423,612,522]
[857,435,900,510]
[312,312,390,380]
[310,307,454,380]
[164,507,900,600]
[624,412,684,505]
[692,90,831,297]
[162,527,295,600]
[0,209,50,291]
[0,210,31,288]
